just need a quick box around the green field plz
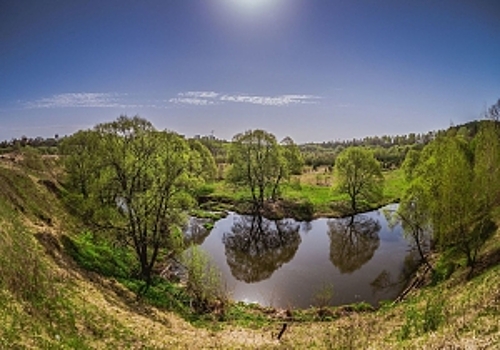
[205,167,406,217]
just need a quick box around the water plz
[184,204,417,309]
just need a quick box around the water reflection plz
[222,214,301,283]
[327,215,381,273]
[191,205,416,308]
[370,252,418,296]
[184,218,211,246]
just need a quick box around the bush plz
[181,246,226,313]
[193,183,215,199]
[21,146,45,172]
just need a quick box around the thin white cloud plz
[24,91,321,109]
[25,92,128,109]
[168,97,216,106]
[170,91,320,107]
[220,94,320,106]
[179,91,219,99]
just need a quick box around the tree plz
[270,136,304,199]
[62,116,210,289]
[188,139,217,182]
[403,127,498,270]
[401,149,421,182]
[396,179,433,271]
[473,120,500,209]
[59,130,101,199]
[334,147,383,213]
[487,99,500,120]
[227,130,285,210]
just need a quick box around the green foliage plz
[431,250,459,284]
[334,146,384,213]
[119,277,192,315]
[59,129,101,199]
[400,121,500,269]
[181,246,225,312]
[280,136,304,176]
[60,116,215,285]
[193,183,216,198]
[63,231,136,278]
[401,149,420,182]
[226,130,304,209]
[188,139,217,182]
[63,229,198,318]
[227,129,284,208]
[473,121,500,209]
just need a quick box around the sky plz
[1,0,499,143]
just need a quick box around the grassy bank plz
[1,158,499,348]
[200,167,406,219]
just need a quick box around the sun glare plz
[236,0,269,8]
[228,0,277,13]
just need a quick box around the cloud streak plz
[220,94,319,106]
[24,91,321,109]
[169,91,320,107]
[24,92,127,109]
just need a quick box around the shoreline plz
[197,195,400,221]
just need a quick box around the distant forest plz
[0,119,491,170]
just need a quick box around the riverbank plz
[196,168,404,221]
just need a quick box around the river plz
[184,204,417,309]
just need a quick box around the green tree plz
[270,136,304,199]
[473,120,500,210]
[226,130,285,210]
[334,147,383,213]
[401,149,421,182]
[62,116,208,289]
[188,139,217,182]
[59,130,101,199]
[396,179,433,271]
[404,127,498,269]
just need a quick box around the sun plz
[236,0,270,8]
[229,0,276,12]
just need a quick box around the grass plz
[382,167,406,200]
[205,167,407,218]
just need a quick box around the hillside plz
[0,157,499,349]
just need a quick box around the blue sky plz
[1,0,499,143]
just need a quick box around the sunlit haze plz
[1,0,499,143]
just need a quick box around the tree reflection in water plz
[328,215,381,273]
[223,214,301,283]
[184,218,211,246]
[370,252,419,296]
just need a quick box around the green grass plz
[0,167,95,348]
[63,230,137,278]
[205,168,406,217]
[382,167,407,200]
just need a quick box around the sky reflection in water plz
[186,204,416,308]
